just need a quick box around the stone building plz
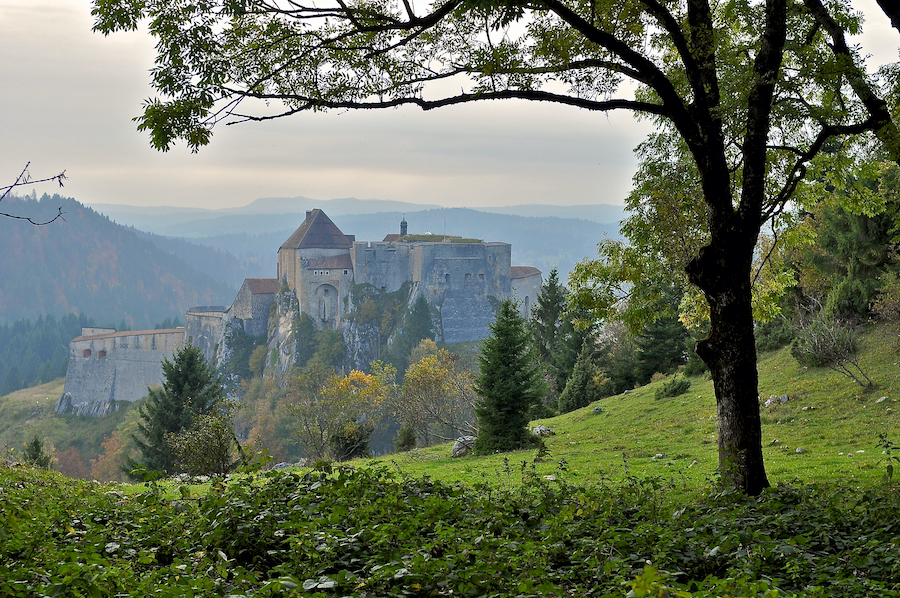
[277,209,540,343]
[228,278,279,337]
[59,208,542,413]
[56,327,184,416]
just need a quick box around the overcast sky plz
[1,1,897,211]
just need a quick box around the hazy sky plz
[1,1,897,211]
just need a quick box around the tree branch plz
[1,162,68,225]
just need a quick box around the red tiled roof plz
[510,266,541,279]
[244,278,279,294]
[280,209,353,250]
[72,329,184,342]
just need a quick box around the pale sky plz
[1,0,897,211]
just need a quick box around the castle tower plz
[277,209,355,329]
[400,216,408,236]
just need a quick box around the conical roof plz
[280,209,353,250]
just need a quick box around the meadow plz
[2,324,899,596]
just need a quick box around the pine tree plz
[530,267,567,366]
[474,299,546,453]
[558,339,608,413]
[131,343,224,475]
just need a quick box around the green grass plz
[364,323,900,495]
[4,324,900,597]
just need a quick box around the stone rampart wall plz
[58,329,185,415]
[184,307,226,364]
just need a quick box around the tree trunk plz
[687,239,770,496]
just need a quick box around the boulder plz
[532,425,555,437]
[450,436,476,458]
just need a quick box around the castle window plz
[479,273,485,281]
[98,350,107,359]
[82,349,92,358]
[324,288,330,296]
[325,271,329,276]
[445,273,450,284]
[343,270,349,275]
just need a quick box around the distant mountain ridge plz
[0,195,237,328]
[90,197,624,280]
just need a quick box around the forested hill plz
[0,195,237,328]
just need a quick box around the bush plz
[791,313,872,387]
[655,375,691,399]
[166,408,244,477]
[393,425,416,452]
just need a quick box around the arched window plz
[82,349,92,358]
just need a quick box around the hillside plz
[369,323,900,492]
[3,324,900,597]
[0,195,237,328]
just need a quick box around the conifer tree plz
[131,343,224,475]
[474,299,546,453]
[531,268,567,365]
[558,340,608,414]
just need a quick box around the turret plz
[400,216,408,236]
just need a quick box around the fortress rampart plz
[56,328,184,415]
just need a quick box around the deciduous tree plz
[288,365,393,461]
[92,0,900,494]
[396,349,475,446]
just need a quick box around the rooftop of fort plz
[72,328,184,342]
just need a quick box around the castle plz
[57,210,541,414]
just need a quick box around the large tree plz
[93,0,900,494]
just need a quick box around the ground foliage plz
[2,462,900,597]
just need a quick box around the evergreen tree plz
[633,315,689,383]
[558,339,608,413]
[474,299,546,453]
[531,267,567,365]
[405,294,434,348]
[551,311,597,393]
[131,343,224,475]
[22,435,53,469]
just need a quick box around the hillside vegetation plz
[0,194,236,328]
[3,323,900,596]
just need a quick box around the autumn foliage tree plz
[396,348,475,446]
[93,0,900,493]
[288,364,394,461]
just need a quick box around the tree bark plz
[687,231,770,496]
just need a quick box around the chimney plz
[306,210,312,222]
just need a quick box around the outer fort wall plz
[57,328,184,415]
[412,242,512,343]
[184,307,227,364]
[353,242,413,292]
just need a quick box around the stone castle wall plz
[57,328,184,415]
[184,306,227,365]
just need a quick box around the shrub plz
[655,375,690,399]
[791,312,872,387]
[393,425,416,452]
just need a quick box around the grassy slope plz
[1,323,897,492]
[0,378,139,466]
[366,323,900,495]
